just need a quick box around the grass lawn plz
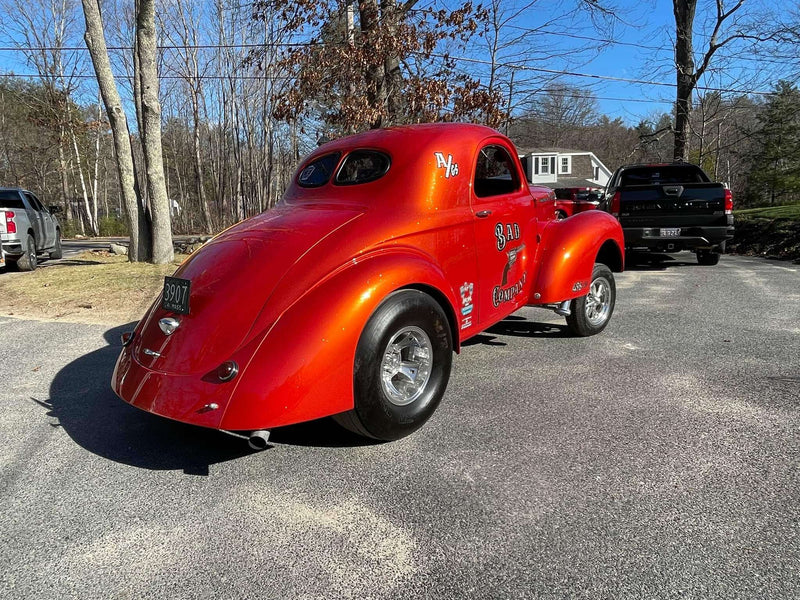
[735,203,800,220]
[0,251,187,325]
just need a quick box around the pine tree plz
[747,81,800,206]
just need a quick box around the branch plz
[693,0,745,82]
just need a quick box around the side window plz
[335,150,391,185]
[297,152,341,188]
[24,193,44,212]
[474,145,520,198]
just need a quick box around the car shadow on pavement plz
[268,419,377,448]
[625,251,697,271]
[463,316,569,347]
[45,323,377,473]
[46,322,254,475]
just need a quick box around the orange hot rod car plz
[112,123,624,448]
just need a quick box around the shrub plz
[99,217,130,237]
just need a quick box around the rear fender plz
[531,211,624,304]
[219,249,458,431]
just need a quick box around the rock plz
[109,243,129,256]
[186,243,204,254]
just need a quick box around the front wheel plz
[333,289,453,441]
[566,263,616,336]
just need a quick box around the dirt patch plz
[729,218,800,263]
[0,251,187,325]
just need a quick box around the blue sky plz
[0,0,793,126]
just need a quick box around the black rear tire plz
[17,235,37,271]
[333,289,453,441]
[49,229,63,259]
[697,250,720,266]
[566,263,616,336]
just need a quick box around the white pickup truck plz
[0,187,62,271]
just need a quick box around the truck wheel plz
[697,250,720,266]
[334,289,453,441]
[566,263,615,336]
[49,229,63,259]
[17,235,38,271]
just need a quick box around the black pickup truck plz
[602,163,734,265]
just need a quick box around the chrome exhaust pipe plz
[554,300,571,317]
[248,429,271,451]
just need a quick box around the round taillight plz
[121,331,135,346]
[217,361,239,382]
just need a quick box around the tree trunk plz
[191,89,213,233]
[70,126,97,235]
[81,0,150,260]
[57,135,74,220]
[673,0,698,161]
[135,0,173,264]
[92,97,102,230]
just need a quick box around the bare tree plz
[0,0,89,225]
[81,0,150,260]
[161,0,215,234]
[135,0,173,264]
[672,0,773,161]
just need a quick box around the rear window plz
[0,191,25,209]
[335,150,391,185]
[297,152,341,188]
[620,166,710,186]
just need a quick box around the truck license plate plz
[162,276,191,314]
[660,228,680,237]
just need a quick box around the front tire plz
[334,289,453,441]
[566,263,616,336]
[17,234,37,271]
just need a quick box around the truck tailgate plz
[618,184,728,228]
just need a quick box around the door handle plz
[476,210,492,218]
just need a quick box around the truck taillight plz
[610,192,621,217]
[724,189,733,214]
[4,211,16,234]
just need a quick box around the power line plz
[0,47,776,98]
[0,41,326,52]
[430,53,774,96]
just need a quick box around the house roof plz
[516,147,585,155]
[552,176,604,189]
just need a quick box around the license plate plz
[660,228,680,237]
[162,276,191,314]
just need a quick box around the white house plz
[516,147,612,189]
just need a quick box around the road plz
[0,254,798,599]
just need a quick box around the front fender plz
[219,249,459,431]
[531,211,624,304]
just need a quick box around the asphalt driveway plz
[0,254,797,599]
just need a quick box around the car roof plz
[309,122,504,158]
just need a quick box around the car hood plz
[132,205,363,376]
